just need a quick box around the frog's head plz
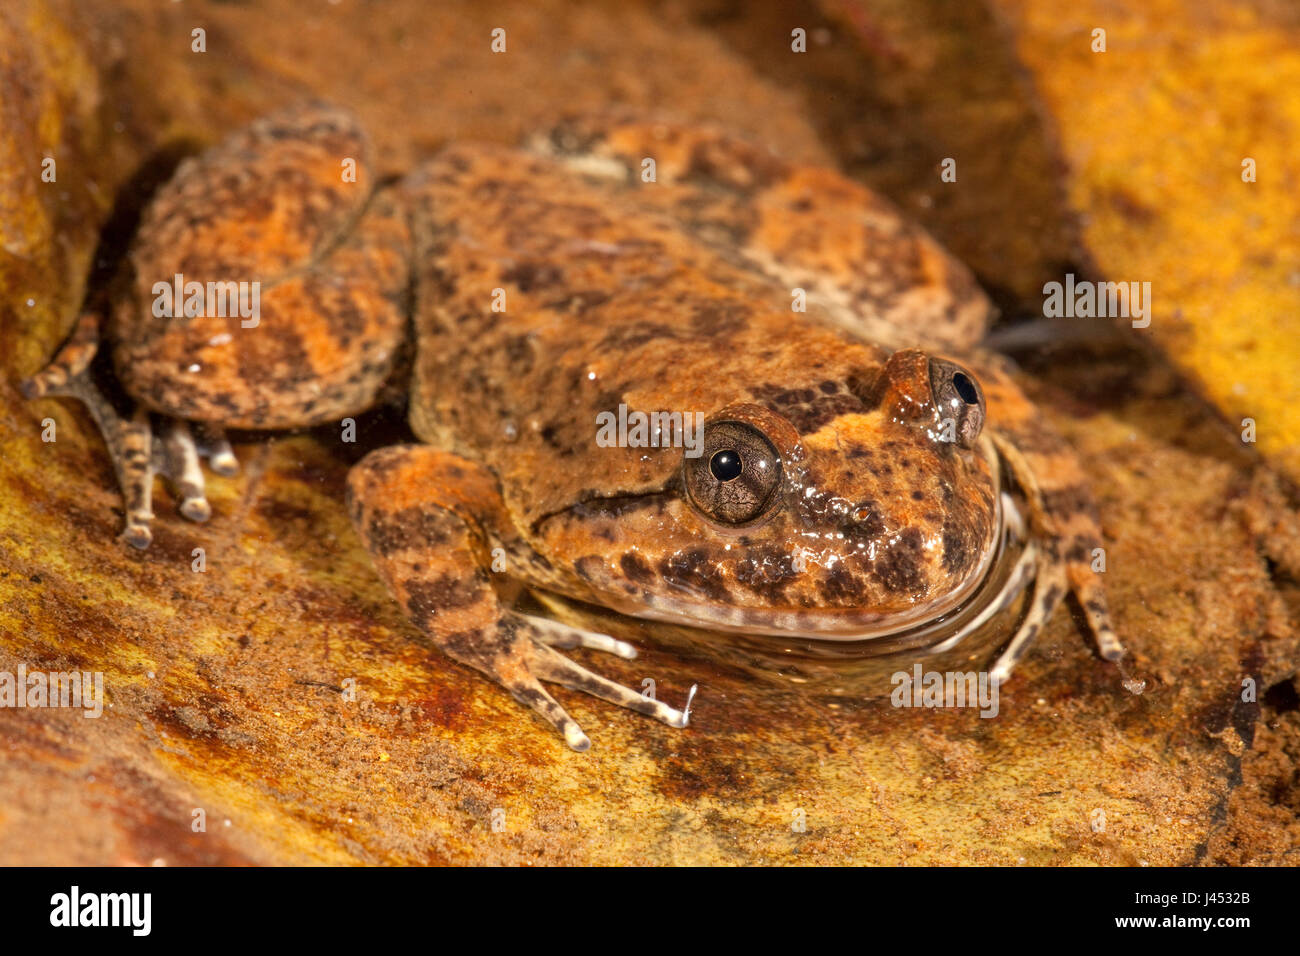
[541,347,1003,639]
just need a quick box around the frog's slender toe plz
[1068,569,1126,662]
[531,642,694,730]
[564,724,592,753]
[509,679,592,752]
[122,524,153,550]
[523,613,638,659]
[196,424,240,477]
[159,418,211,523]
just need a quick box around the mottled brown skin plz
[113,108,410,429]
[26,105,1123,749]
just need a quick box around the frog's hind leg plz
[22,313,156,548]
[347,445,692,752]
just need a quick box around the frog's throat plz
[591,434,1027,644]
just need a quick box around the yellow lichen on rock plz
[991,0,1300,483]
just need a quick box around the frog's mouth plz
[539,435,1036,662]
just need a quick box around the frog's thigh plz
[346,445,690,751]
[114,192,410,430]
[111,106,408,430]
[532,116,991,351]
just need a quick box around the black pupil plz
[710,449,743,482]
[952,371,979,405]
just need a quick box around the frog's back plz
[402,130,990,523]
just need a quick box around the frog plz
[24,104,1125,750]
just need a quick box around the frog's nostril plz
[850,502,885,537]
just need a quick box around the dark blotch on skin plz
[619,552,656,585]
[598,322,681,352]
[502,333,536,371]
[941,524,974,575]
[690,299,749,337]
[822,565,867,604]
[364,505,454,556]
[405,572,487,625]
[444,625,513,662]
[874,526,925,593]
[1040,485,1093,518]
[1066,541,1093,563]
[502,261,564,292]
[750,383,863,434]
[734,547,799,599]
[660,549,732,602]
[574,555,606,582]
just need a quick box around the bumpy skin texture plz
[26,105,1122,748]
[111,106,410,429]
[401,142,999,634]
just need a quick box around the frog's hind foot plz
[526,619,695,731]
[22,313,156,549]
[22,317,241,545]
[497,612,694,752]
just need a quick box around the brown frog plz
[25,105,1125,750]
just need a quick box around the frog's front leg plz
[974,353,1126,679]
[346,445,692,751]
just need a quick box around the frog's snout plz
[865,348,934,421]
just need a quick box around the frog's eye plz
[929,359,985,448]
[684,421,783,525]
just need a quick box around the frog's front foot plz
[473,610,693,751]
[347,444,694,751]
